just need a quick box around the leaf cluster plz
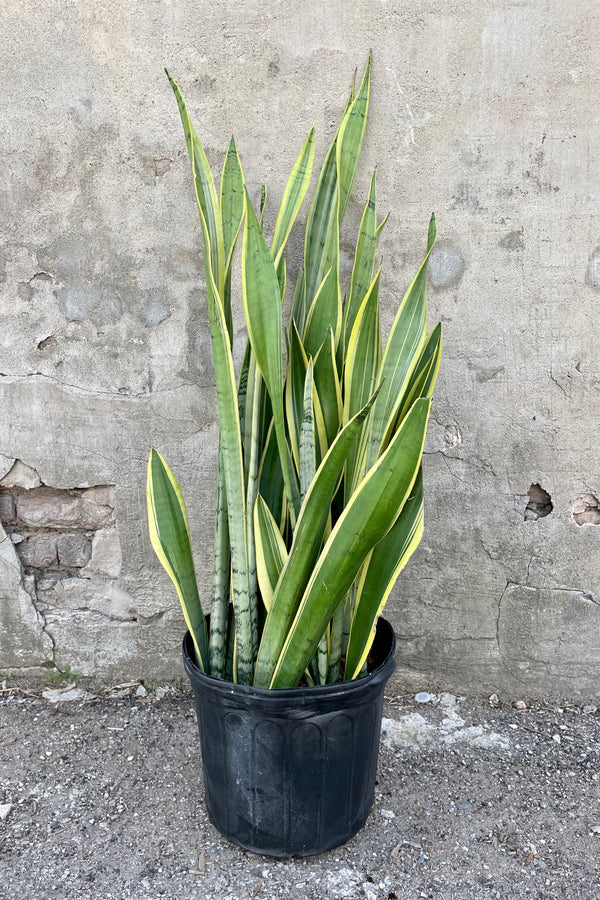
[147,57,442,688]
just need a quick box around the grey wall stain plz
[428,244,465,289]
[451,182,484,212]
[152,158,172,177]
[500,228,525,252]
[144,299,171,328]
[61,286,122,326]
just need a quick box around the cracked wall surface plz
[1,1,600,697]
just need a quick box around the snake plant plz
[147,57,442,688]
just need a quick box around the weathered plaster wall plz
[1,0,599,697]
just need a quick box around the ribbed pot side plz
[183,617,396,857]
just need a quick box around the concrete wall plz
[1,0,599,698]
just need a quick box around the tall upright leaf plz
[220,137,245,340]
[208,447,230,678]
[343,270,382,497]
[336,54,371,224]
[285,322,309,468]
[303,263,342,360]
[299,361,316,502]
[253,392,379,688]
[166,71,224,294]
[220,137,245,267]
[147,449,208,670]
[313,327,343,447]
[272,127,315,268]
[203,252,253,684]
[303,139,339,310]
[342,171,378,357]
[363,217,437,471]
[242,190,301,526]
[345,468,424,680]
[167,72,252,683]
[270,398,431,688]
[395,323,443,428]
[245,362,263,655]
[254,494,288,613]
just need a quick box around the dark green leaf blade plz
[270,397,431,688]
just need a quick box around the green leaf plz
[328,593,352,684]
[343,269,382,497]
[167,73,252,682]
[237,340,251,439]
[203,253,253,684]
[242,190,284,417]
[364,217,437,469]
[220,140,245,342]
[303,263,342,360]
[303,138,339,310]
[299,361,316,502]
[313,326,342,448]
[259,184,268,224]
[375,212,389,240]
[315,630,330,685]
[253,391,380,688]
[342,171,377,357]
[284,321,309,469]
[272,127,316,268]
[345,468,424,680]
[147,449,208,670]
[270,397,431,688]
[254,494,288,612]
[343,269,382,423]
[220,137,245,269]
[290,266,306,333]
[336,53,371,225]
[245,360,263,657]
[395,323,443,428]
[242,188,300,525]
[166,70,225,295]
[258,421,285,530]
[208,447,230,678]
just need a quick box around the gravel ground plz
[1,680,599,900]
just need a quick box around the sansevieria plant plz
[147,57,441,689]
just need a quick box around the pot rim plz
[182,616,396,701]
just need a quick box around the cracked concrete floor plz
[1,686,599,900]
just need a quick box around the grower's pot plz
[183,617,396,857]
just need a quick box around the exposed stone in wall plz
[2,460,42,490]
[0,519,54,669]
[0,480,115,576]
[571,494,600,526]
[0,461,132,676]
[424,421,463,454]
[524,484,553,521]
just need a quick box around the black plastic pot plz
[182,617,396,857]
